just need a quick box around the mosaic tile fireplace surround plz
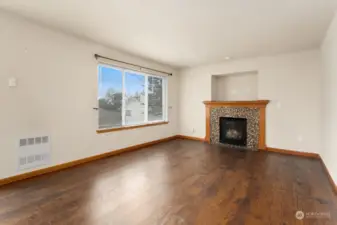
[203,100,270,150]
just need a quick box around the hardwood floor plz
[0,139,336,225]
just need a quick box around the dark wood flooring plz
[0,139,336,225]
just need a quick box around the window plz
[98,64,167,131]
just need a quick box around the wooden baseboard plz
[319,156,337,194]
[0,135,178,187]
[263,147,337,194]
[176,135,205,142]
[265,147,320,159]
[2,137,335,196]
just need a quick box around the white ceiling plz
[1,0,337,68]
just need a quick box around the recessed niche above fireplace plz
[211,71,258,101]
[220,117,247,146]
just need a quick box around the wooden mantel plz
[203,100,270,108]
[203,100,270,149]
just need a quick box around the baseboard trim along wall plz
[0,135,178,186]
[0,134,204,186]
[265,147,320,159]
[1,136,336,194]
[176,135,206,142]
[266,147,336,194]
[319,157,337,194]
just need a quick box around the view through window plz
[98,65,167,129]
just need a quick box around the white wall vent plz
[18,136,51,171]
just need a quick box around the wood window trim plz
[96,121,169,134]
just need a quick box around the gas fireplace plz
[219,117,247,147]
[203,100,269,150]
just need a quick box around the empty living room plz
[1,0,337,224]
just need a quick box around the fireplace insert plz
[219,117,247,146]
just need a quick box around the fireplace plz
[219,117,247,147]
[203,100,269,150]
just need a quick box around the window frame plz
[97,64,169,133]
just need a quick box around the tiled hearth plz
[203,100,270,150]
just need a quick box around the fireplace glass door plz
[219,117,247,146]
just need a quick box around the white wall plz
[0,11,178,179]
[321,12,337,184]
[179,50,322,154]
[212,72,258,101]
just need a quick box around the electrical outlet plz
[192,128,195,133]
[297,135,303,143]
[8,77,17,87]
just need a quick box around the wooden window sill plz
[96,121,169,134]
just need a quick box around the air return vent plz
[18,136,51,171]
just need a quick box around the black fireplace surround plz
[219,117,247,147]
